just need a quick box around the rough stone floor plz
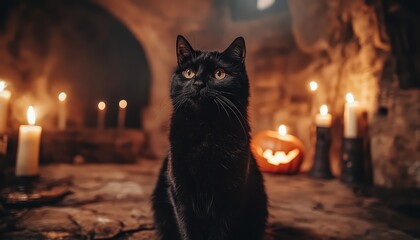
[1,160,419,240]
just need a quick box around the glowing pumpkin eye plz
[182,68,196,79]
[214,69,226,80]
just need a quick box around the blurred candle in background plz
[278,124,287,136]
[316,105,332,127]
[0,81,11,133]
[344,93,362,138]
[118,100,127,129]
[97,101,106,130]
[309,81,318,92]
[58,92,67,130]
[16,106,42,176]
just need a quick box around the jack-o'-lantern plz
[251,125,304,174]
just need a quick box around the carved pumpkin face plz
[251,130,305,174]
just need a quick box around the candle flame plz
[27,106,36,125]
[0,81,6,91]
[320,105,328,116]
[98,101,106,110]
[119,100,127,109]
[278,125,287,136]
[309,81,318,91]
[346,93,354,103]
[58,92,67,102]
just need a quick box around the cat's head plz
[170,35,249,113]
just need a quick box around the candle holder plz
[340,137,365,185]
[0,134,8,180]
[309,126,333,179]
[0,175,70,207]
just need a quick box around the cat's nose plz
[193,80,205,89]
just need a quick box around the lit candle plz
[118,100,127,129]
[58,92,67,130]
[278,124,287,136]
[0,81,11,133]
[309,81,318,92]
[316,105,332,127]
[344,93,362,138]
[16,106,42,176]
[97,101,106,130]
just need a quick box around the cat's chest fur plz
[169,116,249,189]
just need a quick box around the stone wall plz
[371,58,420,188]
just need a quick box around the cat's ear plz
[176,35,194,64]
[222,37,246,63]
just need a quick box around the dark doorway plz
[0,0,151,128]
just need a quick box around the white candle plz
[16,106,42,176]
[278,124,287,136]
[118,100,127,129]
[98,101,106,130]
[58,92,67,130]
[0,81,11,133]
[344,93,362,138]
[316,104,332,127]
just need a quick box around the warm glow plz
[257,0,275,10]
[320,105,328,116]
[346,93,354,103]
[58,92,67,102]
[278,125,287,136]
[27,106,36,125]
[98,101,106,110]
[0,81,6,91]
[263,148,300,165]
[119,100,127,109]
[309,81,318,91]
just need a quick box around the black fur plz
[152,35,268,240]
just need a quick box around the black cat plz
[152,35,268,240]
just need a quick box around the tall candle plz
[344,93,362,138]
[16,106,42,176]
[118,100,127,129]
[316,105,332,127]
[0,81,11,133]
[58,92,67,130]
[97,101,106,130]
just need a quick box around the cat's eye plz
[214,69,226,80]
[182,68,196,79]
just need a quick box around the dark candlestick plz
[309,126,333,179]
[0,134,7,180]
[341,138,365,185]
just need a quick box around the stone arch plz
[0,0,151,129]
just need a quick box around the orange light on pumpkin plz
[251,125,305,174]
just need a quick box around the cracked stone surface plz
[1,160,419,239]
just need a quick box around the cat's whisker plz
[208,89,247,110]
[219,96,248,138]
[215,98,232,123]
[212,94,248,139]
[212,99,221,115]
[218,95,247,120]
